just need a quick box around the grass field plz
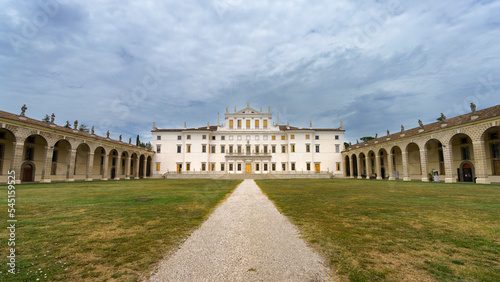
[257,179,500,281]
[0,179,241,281]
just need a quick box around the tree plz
[78,123,89,133]
[64,121,71,128]
[42,114,50,123]
[360,136,374,142]
[344,142,350,149]
[436,117,443,121]
[145,142,152,150]
[136,135,140,146]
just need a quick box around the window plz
[177,136,181,140]
[201,163,206,171]
[272,145,276,153]
[186,163,190,171]
[282,145,286,153]
[490,132,498,140]
[212,136,216,140]
[263,120,268,128]
[156,145,161,153]
[264,163,268,171]
[246,120,251,128]
[202,135,207,140]
[281,135,285,140]
[229,145,233,153]
[186,145,191,153]
[229,163,233,171]
[246,145,251,153]
[291,144,295,153]
[177,145,181,153]
[256,163,260,171]
[315,136,319,140]
[282,163,286,171]
[211,145,216,153]
[221,145,225,153]
[492,144,500,158]
[238,145,242,153]
[461,147,470,160]
[335,144,340,153]
[237,163,242,171]
[221,136,225,140]
[272,136,276,140]
[25,147,34,160]
[264,145,268,153]
[291,163,296,171]
[291,134,295,139]
[156,163,160,171]
[202,145,207,153]
[229,120,234,128]
[335,135,339,140]
[157,136,162,140]
[336,163,341,171]
[306,135,310,140]
[237,120,242,128]
[255,120,259,128]
[255,145,259,153]
[307,163,311,171]
[210,163,215,171]
[221,163,225,171]
[306,144,310,153]
[461,138,468,144]
[187,135,191,140]
[272,163,276,171]
[316,145,320,153]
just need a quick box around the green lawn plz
[256,179,500,281]
[0,179,241,281]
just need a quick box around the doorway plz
[461,163,474,182]
[22,163,34,182]
[177,164,182,173]
[315,163,320,173]
[245,163,252,174]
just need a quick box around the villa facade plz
[152,104,345,177]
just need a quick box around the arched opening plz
[460,162,475,182]
[92,147,106,180]
[379,149,388,179]
[352,154,358,177]
[450,133,474,182]
[21,162,35,182]
[108,150,118,180]
[74,143,90,181]
[426,139,445,177]
[391,146,403,180]
[146,156,152,177]
[130,153,138,178]
[0,129,16,183]
[51,140,71,181]
[358,153,367,178]
[368,151,376,178]
[121,151,129,176]
[407,143,421,180]
[344,155,351,177]
[139,155,145,178]
[23,135,47,182]
[482,126,500,182]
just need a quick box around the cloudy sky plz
[1,0,500,143]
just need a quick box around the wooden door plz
[315,164,320,173]
[177,164,182,173]
[246,164,252,174]
[22,164,33,182]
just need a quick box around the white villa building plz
[152,104,345,177]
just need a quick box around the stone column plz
[473,140,489,184]
[142,156,147,178]
[402,151,411,181]
[41,147,54,183]
[10,142,24,184]
[67,149,77,182]
[134,157,140,179]
[125,156,131,179]
[443,145,455,183]
[420,148,429,182]
[388,152,395,180]
[357,156,363,179]
[115,154,121,180]
[86,153,94,181]
[366,154,373,179]
[102,154,109,181]
[375,154,382,180]
[349,155,354,178]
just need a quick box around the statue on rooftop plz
[50,113,55,124]
[440,113,447,122]
[401,125,404,133]
[106,130,110,138]
[387,130,390,136]
[20,104,27,116]
[74,120,78,130]
[119,134,122,142]
[129,137,132,144]
[418,119,424,128]
[471,103,477,113]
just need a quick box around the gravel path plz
[150,179,332,281]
